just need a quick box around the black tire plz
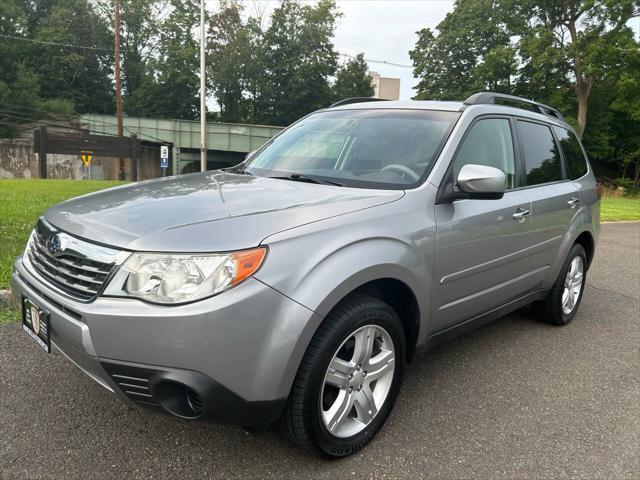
[279,294,406,458]
[533,243,587,326]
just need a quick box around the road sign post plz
[81,151,93,180]
[160,145,169,176]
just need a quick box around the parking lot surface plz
[1,222,638,479]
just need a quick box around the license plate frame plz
[22,296,51,353]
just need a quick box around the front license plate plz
[22,297,51,353]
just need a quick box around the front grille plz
[25,219,121,302]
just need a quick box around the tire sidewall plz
[308,301,406,458]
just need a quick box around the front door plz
[432,117,541,332]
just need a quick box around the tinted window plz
[453,118,516,189]
[246,109,459,188]
[517,120,563,185]
[554,126,588,179]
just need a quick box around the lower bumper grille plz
[101,363,160,407]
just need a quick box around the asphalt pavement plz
[1,222,638,479]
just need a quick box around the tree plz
[410,0,640,139]
[331,53,374,101]
[258,0,340,125]
[410,0,516,100]
[26,0,114,113]
[117,0,164,115]
[206,0,252,122]
[515,0,639,138]
[0,0,110,136]
[128,0,200,119]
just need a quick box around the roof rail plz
[463,92,564,121]
[329,97,390,108]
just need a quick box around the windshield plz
[244,109,459,189]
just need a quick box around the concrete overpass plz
[80,114,283,175]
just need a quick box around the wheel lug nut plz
[357,385,362,391]
[348,387,353,392]
[362,371,367,377]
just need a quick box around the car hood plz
[44,172,404,252]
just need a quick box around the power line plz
[339,52,413,69]
[0,33,112,52]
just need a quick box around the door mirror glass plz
[456,164,506,198]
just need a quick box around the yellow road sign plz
[81,151,93,167]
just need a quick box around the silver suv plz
[12,93,599,458]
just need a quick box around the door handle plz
[568,197,580,208]
[513,207,531,220]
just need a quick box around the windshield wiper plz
[270,173,344,187]
[228,164,253,175]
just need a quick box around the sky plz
[332,0,455,100]
[221,0,640,102]
[238,0,456,100]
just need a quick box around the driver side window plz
[453,118,516,189]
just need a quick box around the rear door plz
[515,119,581,273]
[432,117,538,332]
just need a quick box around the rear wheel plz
[279,294,405,458]
[534,243,587,325]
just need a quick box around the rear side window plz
[453,118,516,189]
[553,126,589,179]
[517,120,563,186]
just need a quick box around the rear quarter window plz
[517,120,563,186]
[553,126,589,179]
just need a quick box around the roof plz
[328,100,464,112]
[325,98,573,130]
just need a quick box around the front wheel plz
[279,294,406,458]
[534,243,587,325]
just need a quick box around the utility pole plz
[199,0,207,172]
[114,0,125,179]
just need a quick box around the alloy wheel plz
[320,324,395,438]
[562,256,584,315]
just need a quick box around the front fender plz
[256,233,432,397]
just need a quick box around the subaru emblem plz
[46,234,63,256]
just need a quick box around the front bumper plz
[11,256,319,426]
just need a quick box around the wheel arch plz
[266,238,431,397]
[574,230,595,267]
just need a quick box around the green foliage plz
[258,0,340,125]
[119,0,163,111]
[203,0,342,126]
[127,0,200,119]
[1,0,348,129]
[411,0,640,184]
[0,0,113,136]
[411,0,516,99]
[332,54,374,102]
[206,0,254,123]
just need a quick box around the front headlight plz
[104,248,266,304]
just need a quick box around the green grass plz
[0,179,126,323]
[0,307,20,324]
[600,196,640,222]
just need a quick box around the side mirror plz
[456,164,506,199]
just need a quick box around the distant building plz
[369,71,401,100]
